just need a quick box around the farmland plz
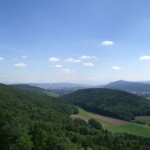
[135,116,150,124]
[71,107,150,137]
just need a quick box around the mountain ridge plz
[104,80,150,95]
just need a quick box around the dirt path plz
[70,113,129,127]
[89,113,128,125]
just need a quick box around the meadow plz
[71,107,150,137]
[135,116,150,124]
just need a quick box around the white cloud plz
[22,56,28,59]
[14,63,27,68]
[80,55,96,59]
[140,56,150,60]
[55,65,63,68]
[65,58,81,63]
[101,40,114,46]
[62,69,73,73]
[83,62,94,67]
[49,57,61,62]
[0,57,4,61]
[112,66,121,70]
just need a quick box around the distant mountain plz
[11,83,90,96]
[137,81,150,84]
[30,82,90,89]
[29,82,91,95]
[104,80,150,95]
[61,88,150,121]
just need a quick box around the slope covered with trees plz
[0,83,150,150]
[11,84,46,95]
[61,88,150,121]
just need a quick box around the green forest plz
[0,83,150,150]
[61,88,150,121]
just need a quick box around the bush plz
[88,119,102,130]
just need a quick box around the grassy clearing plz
[78,107,113,126]
[48,92,59,98]
[73,107,150,137]
[135,116,150,124]
[105,124,150,137]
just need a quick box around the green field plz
[135,116,150,124]
[106,124,150,137]
[48,92,59,98]
[77,107,114,126]
[75,107,150,137]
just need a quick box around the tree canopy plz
[61,88,150,120]
[0,84,150,150]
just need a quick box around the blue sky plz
[1,0,150,84]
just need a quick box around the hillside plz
[0,83,78,149]
[11,84,47,95]
[1,83,150,149]
[61,88,150,121]
[12,84,67,97]
[104,80,150,95]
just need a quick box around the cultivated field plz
[71,107,150,137]
[135,116,150,124]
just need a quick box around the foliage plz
[0,83,150,150]
[61,88,150,120]
[11,84,46,95]
[88,119,102,130]
[77,107,150,137]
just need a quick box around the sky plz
[1,0,150,84]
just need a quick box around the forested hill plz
[11,84,46,95]
[61,88,150,121]
[1,83,150,150]
[0,83,78,149]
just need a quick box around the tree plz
[88,119,102,130]
[12,132,33,150]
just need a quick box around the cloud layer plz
[83,62,94,67]
[80,55,96,59]
[101,40,114,46]
[49,57,61,62]
[140,56,150,60]
[14,63,27,68]
[112,66,121,70]
[65,58,81,63]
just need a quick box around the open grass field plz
[135,116,150,124]
[48,92,59,98]
[106,124,150,137]
[70,107,150,137]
